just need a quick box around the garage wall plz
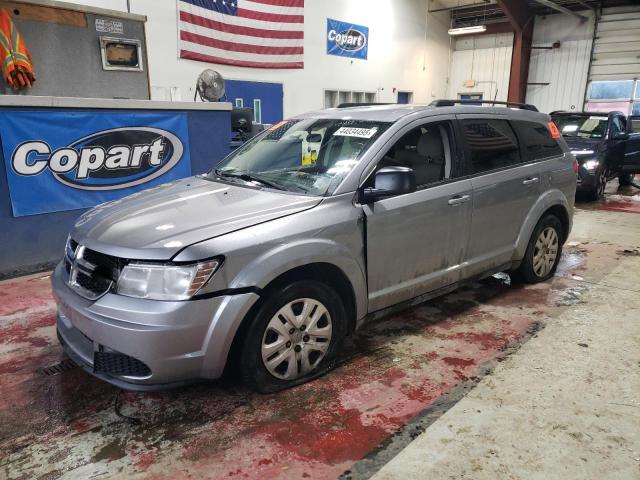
[448,33,513,102]
[526,12,594,114]
[0,9,150,99]
[61,0,452,117]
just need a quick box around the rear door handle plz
[448,194,471,206]
[522,177,540,185]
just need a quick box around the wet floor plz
[0,187,638,479]
[1,245,618,480]
[577,180,640,214]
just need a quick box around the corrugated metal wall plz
[526,12,594,113]
[590,6,640,82]
[448,33,513,102]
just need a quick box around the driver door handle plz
[522,177,540,185]
[448,194,471,206]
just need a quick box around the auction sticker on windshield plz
[334,127,378,138]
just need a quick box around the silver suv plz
[52,102,576,392]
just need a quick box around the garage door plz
[586,6,640,114]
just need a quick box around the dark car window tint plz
[462,120,520,174]
[513,120,563,161]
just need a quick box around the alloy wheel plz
[533,227,559,278]
[261,298,332,380]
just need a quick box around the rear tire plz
[514,214,563,284]
[619,173,636,187]
[238,280,346,393]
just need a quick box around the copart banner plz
[0,111,191,216]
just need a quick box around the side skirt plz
[357,261,518,328]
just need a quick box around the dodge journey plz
[53,101,576,392]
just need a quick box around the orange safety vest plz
[0,9,36,90]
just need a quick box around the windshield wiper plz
[214,169,286,191]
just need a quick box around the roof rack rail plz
[429,99,539,112]
[336,102,392,108]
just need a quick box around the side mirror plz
[613,131,629,140]
[360,166,417,204]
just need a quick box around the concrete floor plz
[1,182,639,480]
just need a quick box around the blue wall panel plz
[0,107,231,279]
[224,80,284,125]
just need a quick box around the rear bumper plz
[51,261,260,390]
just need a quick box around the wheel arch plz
[514,190,572,259]
[544,204,570,243]
[224,261,359,378]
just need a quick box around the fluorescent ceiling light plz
[448,25,487,36]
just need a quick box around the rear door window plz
[461,119,520,175]
[512,120,563,162]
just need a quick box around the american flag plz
[178,0,304,69]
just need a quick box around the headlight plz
[571,150,594,156]
[117,259,221,300]
[583,159,599,171]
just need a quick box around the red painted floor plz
[578,183,640,214]
[0,243,605,479]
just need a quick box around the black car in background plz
[551,111,640,200]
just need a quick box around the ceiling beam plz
[496,0,534,103]
[573,0,596,10]
[496,0,531,31]
[533,0,588,21]
[428,1,492,13]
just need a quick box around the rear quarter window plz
[513,120,563,161]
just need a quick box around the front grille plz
[66,238,124,300]
[82,249,123,282]
[94,351,152,378]
[75,270,112,295]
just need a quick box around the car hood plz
[72,176,322,260]
[562,136,600,152]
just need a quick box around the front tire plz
[239,280,347,393]
[514,214,563,284]
[588,165,608,201]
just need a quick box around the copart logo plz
[11,127,183,191]
[327,27,367,52]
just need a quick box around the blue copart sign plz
[0,111,192,217]
[326,18,368,60]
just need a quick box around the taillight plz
[548,121,561,139]
[572,158,579,175]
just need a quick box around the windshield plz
[552,114,609,139]
[211,118,390,196]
